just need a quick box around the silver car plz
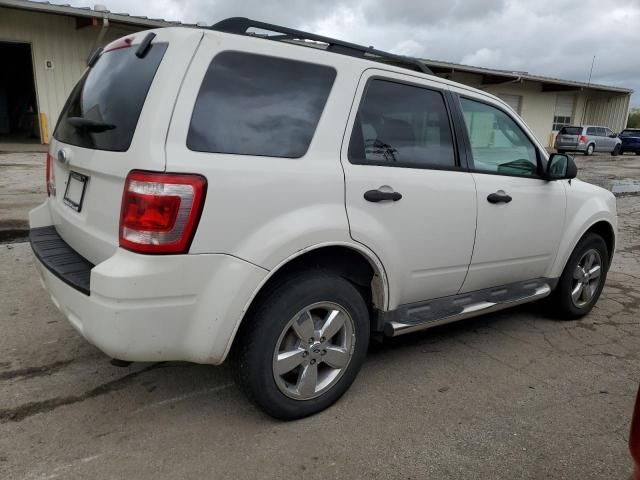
[555,125,622,156]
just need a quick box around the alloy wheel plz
[571,248,603,308]
[272,302,355,400]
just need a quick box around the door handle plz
[487,192,512,204]
[364,189,402,202]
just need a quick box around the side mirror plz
[609,133,618,138]
[546,153,577,181]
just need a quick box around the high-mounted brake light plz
[119,171,207,254]
[46,153,54,196]
[103,36,134,53]
[578,135,587,144]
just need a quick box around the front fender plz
[548,181,617,278]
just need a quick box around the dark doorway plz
[0,42,40,143]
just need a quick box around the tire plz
[611,144,621,156]
[584,144,595,156]
[232,270,370,419]
[549,233,609,320]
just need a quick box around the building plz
[0,0,633,148]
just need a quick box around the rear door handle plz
[364,190,402,202]
[487,192,512,204]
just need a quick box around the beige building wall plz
[0,6,146,141]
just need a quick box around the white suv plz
[29,18,617,419]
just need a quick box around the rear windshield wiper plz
[67,117,116,132]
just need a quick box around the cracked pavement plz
[0,153,639,479]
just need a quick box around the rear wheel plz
[549,233,609,319]
[233,270,370,419]
[584,144,595,156]
[612,144,621,156]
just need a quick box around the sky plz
[67,0,639,107]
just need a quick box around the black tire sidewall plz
[235,271,370,420]
[554,233,609,319]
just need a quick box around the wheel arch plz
[221,242,389,360]
[584,220,615,264]
[551,217,616,279]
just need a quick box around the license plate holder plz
[63,172,88,212]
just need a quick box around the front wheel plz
[232,270,370,419]
[549,233,609,319]
[612,144,621,156]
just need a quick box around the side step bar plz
[384,284,551,337]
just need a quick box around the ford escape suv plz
[30,18,617,420]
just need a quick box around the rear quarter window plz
[187,51,336,158]
[54,41,168,152]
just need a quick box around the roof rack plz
[209,17,433,76]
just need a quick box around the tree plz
[629,108,640,128]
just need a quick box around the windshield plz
[53,42,167,151]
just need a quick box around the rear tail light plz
[46,153,54,196]
[578,135,587,144]
[119,171,207,254]
[631,386,640,480]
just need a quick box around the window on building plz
[552,115,572,132]
[348,80,455,169]
[552,94,575,132]
[188,52,336,158]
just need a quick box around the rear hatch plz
[556,126,582,148]
[621,129,640,149]
[47,28,203,265]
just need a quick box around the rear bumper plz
[621,142,640,153]
[555,143,585,152]
[29,202,268,364]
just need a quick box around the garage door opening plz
[0,42,40,144]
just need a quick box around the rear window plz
[621,130,640,137]
[559,127,582,135]
[187,51,336,158]
[54,42,168,152]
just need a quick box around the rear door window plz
[187,52,336,158]
[347,79,456,169]
[54,41,168,152]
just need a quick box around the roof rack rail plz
[209,17,433,76]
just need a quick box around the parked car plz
[620,128,640,155]
[631,386,640,480]
[29,18,617,419]
[555,125,622,156]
